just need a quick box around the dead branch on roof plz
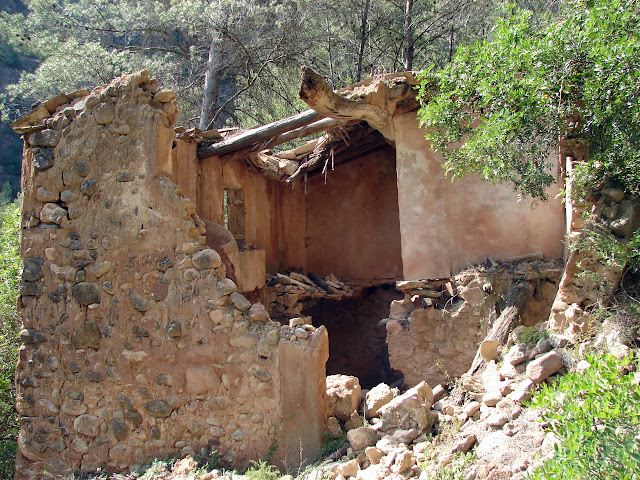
[214,117,353,164]
[299,66,391,131]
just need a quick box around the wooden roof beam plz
[197,109,322,160]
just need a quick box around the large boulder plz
[326,374,361,421]
[378,381,434,431]
[365,383,394,419]
[347,427,378,451]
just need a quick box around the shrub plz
[417,0,640,274]
[245,459,280,480]
[529,353,640,479]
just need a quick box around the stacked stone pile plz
[550,181,640,336]
[264,272,355,319]
[314,328,575,480]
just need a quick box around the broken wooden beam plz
[271,117,349,147]
[214,117,352,165]
[197,109,323,160]
[286,126,382,184]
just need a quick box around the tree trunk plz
[448,25,455,63]
[298,66,390,131]
[326,16,335,86]
[199,31,223,131]
[470,282,533,373]
[356,0,371,82]
[403,0,414,71]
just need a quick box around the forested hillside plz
[0,0,559,199]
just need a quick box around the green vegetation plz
[418,442,476,480]
[194,447,222,472]
[245,459,281,480]
[418,0,640,199]
[529,353,640,479]
[0,198,21,479]
[319,432,346,459]
[438,451,477,480]
[516,325,549,345]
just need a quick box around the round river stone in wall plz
[71,161,91,177]
[142,400,172,418]
[33,149,55,171]
[129,289,150,312]
[111,419,129,440]
[20,328,46,345]
[71,282,101,305]
[80,179,98,196]
[73,414,101,437]
[125,410,143,428]
[192,249,221,270]
[22,257,44,281]
[40,203,67,224]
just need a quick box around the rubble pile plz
[313,327,576,480]
[385,258,564,388]
[393,278,455,310]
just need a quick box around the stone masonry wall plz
[14,71,328,479]
[386,258,563,387]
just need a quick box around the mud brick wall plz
[14,71,328,479]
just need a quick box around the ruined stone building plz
[11,69,566,479]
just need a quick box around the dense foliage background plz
[0,198,20,478]
[0,0,560,199]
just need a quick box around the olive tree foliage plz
[417,0,640,201]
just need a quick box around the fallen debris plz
[264,272,356,320]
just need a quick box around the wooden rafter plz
[197,109,323,160]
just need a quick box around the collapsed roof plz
[188,68,420,183]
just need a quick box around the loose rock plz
[526,351,563,384]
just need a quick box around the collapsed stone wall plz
[550,158,640,335]
[386,258,563,387]
[13,71,328,479]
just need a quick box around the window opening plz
[223,187,245,242]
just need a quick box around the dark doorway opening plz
[302,284,403,389]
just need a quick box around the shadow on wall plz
[303,284,404,389]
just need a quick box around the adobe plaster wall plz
[14,71,328,479]
[393,113,566,280]
[188,146,402,285]
[305,146,403,283]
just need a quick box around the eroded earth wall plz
[14,71,328,479]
